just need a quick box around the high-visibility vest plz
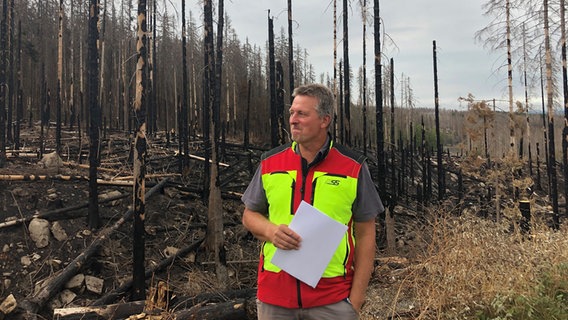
[257,140,365,308]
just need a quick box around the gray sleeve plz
[353,162,385,222]
[241,164,269,215]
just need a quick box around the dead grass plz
[363,210,568,319]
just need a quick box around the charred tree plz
[333,0,338,141]
[287,0,294,102]
[204,0,228,287]
[243,79,251,150]
[202,0,213,201]
[342,0,351,146]
[506,0,516,155]
[433,40,444,201]
[149,0,157,135]
[276,61,287,144]
[544,0,560,229]
[180,0,190,172]
[374,0,386,201]
[56,0,64,154]
[361,0,368,156]
[268,11,278,148]
[14,20,21,150]
[561,0,568,216]
[6,0,13,145]
[87,0,101,229]
[389,58,396,205]
[0,0,7,167]
[132,0,148,301]
[339,60,344,142]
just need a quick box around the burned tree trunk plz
[287,0,294,102]
[544,0,560,229]
[6,0,13,145]
[56,0,64,154]
[342,0,351,146]
[202,0,213,202]
[87,0,100,229]
[374,0,385,199]
[362,0,368,155]
[389,58,396,204]
[560,0,568,216]
[276,61,287,145]
[433,40,444,200]
[243,79,251,149]
[180,0,190,172]
[333,0,338,141]
[131,0,148,301]
[14,19,21,151]
[268,12,278,148]
[178,0,189,172]
[0,0,7,168]
[204,0,228,287]
[506,0,516,155]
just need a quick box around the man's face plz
[289,95,330,145]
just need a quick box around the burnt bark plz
[342,0,351,146]
[268,12,278,148]
[131,0,148,301]
[87,0,101,229]
[432,41,444,201]
[0,0,8,167]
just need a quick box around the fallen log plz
[173,297,256,320]
[53,296,257,320]
[0,174,88,182]
[92,236,205,306]
[0,174,154,188]
[52,300,146,320]
[170,288,256,310]
[0,191,130,229]
[62,161,123,173]
[19,178,169,317]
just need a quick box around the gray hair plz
[292,84,335,118]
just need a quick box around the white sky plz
[183,0,514,111]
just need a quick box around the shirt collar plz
[293,134,332,165]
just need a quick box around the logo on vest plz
[326,179,340,186]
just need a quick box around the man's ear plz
[321,114,332,128]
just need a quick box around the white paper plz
[271,201,348,288]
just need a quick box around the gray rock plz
[85,275,104,295]
[0,294,17,315]
[65,274,85,289]
[29,218,50,248]
[51,221,68,241]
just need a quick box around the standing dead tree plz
[56,0,63,154]
[433,40,444,200]
[180,0,190,173]
[560,0,568,217]
[268,11,278,148]
[204,0,228,287]
[87,0,101,229]
[543,0,560,229]
[0,0,8,168]
[288,0,294,103]
[131,0,148,301]
[342,0,351,146]
[374,0,386,200]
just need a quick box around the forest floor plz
[0,125,566,319]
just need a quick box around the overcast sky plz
[184,0,511,110]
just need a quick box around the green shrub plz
[476,263,568,320]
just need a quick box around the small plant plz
[476,263,568,319]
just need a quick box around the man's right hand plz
[271,224,302,250]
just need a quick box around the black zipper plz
[296,157,310,309]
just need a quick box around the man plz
[242,83,384,320]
